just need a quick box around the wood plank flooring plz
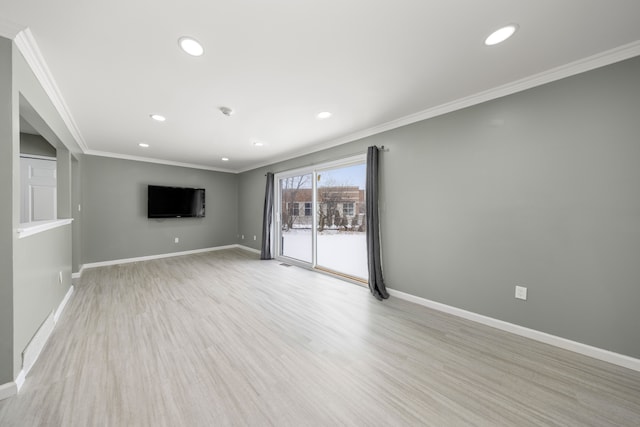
[1,248,639,426]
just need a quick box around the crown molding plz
[0,17,25,39]
[14,28,89,152]
[7,24,639,175]
[237,39,640,174]
[84,150,236,173]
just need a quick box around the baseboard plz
[81,244,242,270]
[22,312,55,380]
[236,244,261,255]
[54,285,74,323]
[387,288,640,373]
[14,370,26,392]
[0,381,18,401]
[72,265,86,282]
[7,284,75,399]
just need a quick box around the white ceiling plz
[2,1,640,172]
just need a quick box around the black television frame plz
[147,185,205,218]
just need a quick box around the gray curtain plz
[260,172,274,260]
[366,146,389,300]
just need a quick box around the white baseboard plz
[81,244,244,270]
[5,284,76,399]
[14,370,26,392]
[22,312,55,380]
[387,288,640,372]
[236,245,261,255]
[75,244,261,278]
[54,285,74,323]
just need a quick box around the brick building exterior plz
[281,186,365,231]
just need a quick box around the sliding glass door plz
[275,156,367,281]
[278,172,313,263]
[315,163,367,279]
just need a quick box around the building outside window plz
[343,202,354,216]
[288,202,300,216]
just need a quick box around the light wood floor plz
[1,248,639,426]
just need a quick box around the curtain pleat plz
[366,146,389,300]
[260,172,274,260]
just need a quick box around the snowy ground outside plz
[281,229,368,279]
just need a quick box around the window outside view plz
[280,163,367,279]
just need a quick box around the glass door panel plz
[278,173,313,263]
[316,163,367,279]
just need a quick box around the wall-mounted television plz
[147,185,205,218]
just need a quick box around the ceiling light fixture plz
[221,157,229,162]
[178,37,204,56]
[485,24,518,46]
[252,141,264,147]
[138,143,149,148]
[150,114,166,122]
[317,111,332,119]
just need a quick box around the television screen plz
[147,185,205,218]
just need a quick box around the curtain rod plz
[263,147,389,176]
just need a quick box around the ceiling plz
[1,1,640,172]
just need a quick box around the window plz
[288,202,300,216]
[343,202,354,216]
[275,156,367,279]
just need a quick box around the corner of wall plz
[0,380,17,401]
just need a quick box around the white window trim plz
[273,153,366,269]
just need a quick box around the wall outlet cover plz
[515,285,528,300]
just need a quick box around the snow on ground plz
[281,230,368,279]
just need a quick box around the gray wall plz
[81,156,238,263]
[0,36,16,385]
[72,158,82,273]
[238,56,640,359]
[0,37,79,384]
[56,146,72,219]
[19,133,56,157]
[13,225,72,376]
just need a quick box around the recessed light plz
[221,157,229,162]
[150,114,166,122]
[252,141,264,147]
[485,24,518,46]
[178,37,204,57]
[138,143,149,148]
[317,111,332,119]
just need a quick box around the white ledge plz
[17,219,73,239]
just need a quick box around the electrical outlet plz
[253,235,256,240]
[515,285,528,300]
[241,235,245,239]
[174,237,179,243]
[58,271,63,285]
